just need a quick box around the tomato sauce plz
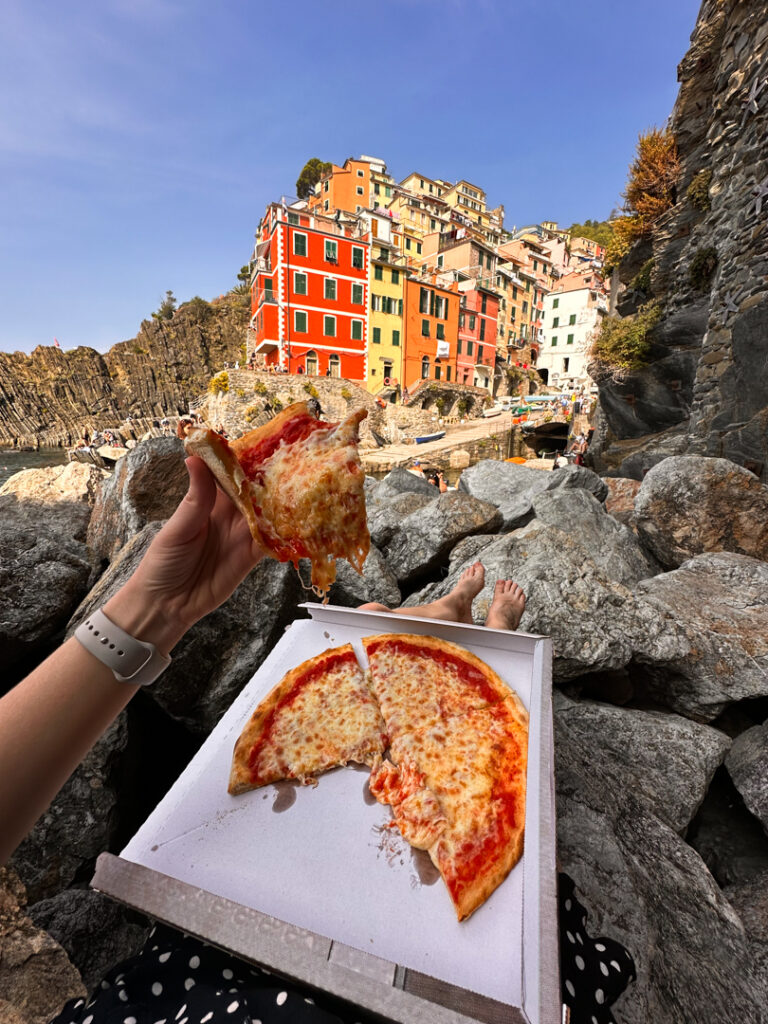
[366,639,503,705]
[238,414,335,480]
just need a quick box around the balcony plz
[258,291,279,309]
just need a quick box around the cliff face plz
[592,0,768,482]
[0,294,249,447]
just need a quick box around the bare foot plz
[360,562,486,624]
[484,580,526,631]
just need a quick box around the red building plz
[456,283,498,388]
[249,204,370,378]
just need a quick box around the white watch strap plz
[74,608,171,686]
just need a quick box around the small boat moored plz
[413,430,446,444]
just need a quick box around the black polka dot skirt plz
[49,925,387,1024]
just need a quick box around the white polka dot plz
[592,1017,599,1024]
[228,987,238,993]
[153,1020,167,1024]
[566,930,575,943]
[565,979,575,997]
[159,951,172,963]
[595,988,605,1004]
[222,968,233,980]
[118,991,128,1002]
[200,1015,214,1024]
[600,961,609,976]
[564,899,571,911]
[226,1002,239,1014]
[595,942,606,952]
[189,955,200,969]
[276,991,288,1006]
[575,955,585,971]
[152,982,163,996]
[124,1017,137,1024]
[115,974,125,984]
[179,1018,188,1024]
[184,979,195,991]
[74,1001,84,1008]
[175,1006,187,1021]
[611,959,621,971]
[83,1017,94,1024]
[575,931,584,945]
[304,998,314,1005]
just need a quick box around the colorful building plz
[402,275,460,389]
[360,211,405,393]
[540,270,608,390]
[249,203,369,379]
[309,156,391,217]
[456,282,498,389]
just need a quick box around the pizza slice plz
[184,402,370,598]
[229,644,387,794]
[362,633,519,740]
[369,701,528,921]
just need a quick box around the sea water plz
[0,448,70,489]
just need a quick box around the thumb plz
[162,457,218,544]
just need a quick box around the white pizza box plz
[92,604,558,1024]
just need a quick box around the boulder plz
[725,722,768,834]
[530,489,658,585]
[555,705,768,1024]
[554,692,729,833]
[368,466,437,503]
[87,437,189,561]
[0,462,107,541]
[0,868,85,1024]
[28,889,150,994]
[69,523,307,734]
[0,495,94,675]
[384,492,502,584]
[457,459,553,529]
[634,456,768,568]
[723,870,768,986]
[367,491,434,549]
[546,463,609,503]
[603,477,642,527]
[10,716,129,903]
[634,552,768,721]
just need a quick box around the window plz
[383,361,393,379]
[522,301,529,314]
[352,283,364,305]
[446,366,451,381]
[323,180,329,192]
[553,297,559,308]
[374,265,383,281]
[352,247,364,269]
[405,238,411,250]
[466,340,474,356]
[399,298,403,316]
[459,313,465,328]
[385,185,391,197]
[391,268,399,284]
[512,286,518,299]
[324,199,329,212]
[457,339,462,354]
[421,319,430,337]
[567,333,574,344]
[324,278,337,300]
[371,294,382,312]
[435,365,441,380]
[563,357,570,372]
[481,294,487,314]
[293,232,307,257]
[351,320,363,341]
[469,315,476,331]
[357,169,364,177]
[323,315,336,336]
[533,259,538,271]
[551,336,558,346]
[374,183,380,195]
[436,323,445,340]
[479,319,485,341]
[421,356,430,378]
[430,219,437,230]
[294,310,307,333]
[372,327,381,344]
[552,316,559,327]
[263,278,274,301]
[569,314,576,325]
[392,329,400,347]
[287,212,299,225]
[356,186,364,196]
[477,345,483,363]
[325,239,338,263]
[416,242,422,254]
[419,288,429,314]
[437,254,444,269]
[293,271,307,295]
[329,353,341,377]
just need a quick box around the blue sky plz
[0,0,701,354]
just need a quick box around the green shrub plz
[254,381,267,395]
[341,386,352,399]
[302,382,320,398]
[272,397,283,411]
[688,247,718,291]
[244,404,261,423]
[435,396,445,414]
[457,398,470,416]
[184,296,211,322]
[208,370,229,394]
[591,300,663,373]
[631,258,654,294]
[686,169,712,211]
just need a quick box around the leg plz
[358,562,485,625]
[484,580,526,631]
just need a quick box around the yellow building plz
[439,180,504,247]
[363,213,405,393]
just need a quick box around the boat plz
[68,443,129,469]
[414,431,446,444]
[482,406,503,418]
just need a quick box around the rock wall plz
[0,294,249,448]
[591,0,768,482]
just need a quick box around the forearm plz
[0,584,184,866]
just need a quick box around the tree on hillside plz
[296,158,332,200]
[152,290,177,321]
[566,219,614,248]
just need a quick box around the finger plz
[162,457,218,544]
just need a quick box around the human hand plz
[104,457,265,654]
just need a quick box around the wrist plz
[103,583,188,658]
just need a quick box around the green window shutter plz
[392,330,400,346]
[352,283,363,304]
[569,314,576,325]
[457,339,462,354]
[295,311,307,332]
[399,298,403,316]
[352,320,362,340]
[567,334,574,344]
[375,265,383,280]
[324,316,335,336]
[294,233,307,256]
[551,336,558,346]
[373,327,381,344]
[391,269,399,284]
[436,323,445,340]
[422,319,430,337]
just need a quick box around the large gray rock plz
[635,552,768,721]
[457,459,554,528]
[0,462,107,541]
[555,692,729,833]
[384,492,502,583]
[10,715,129,903]
[369,466,437,503]
[723,869,768,990]
[530,488,658,585]
[634,456,768,568]
[69,523,306,734]
[726,722,768,834]
[0,868,85,1024]
[556,706,768,1023]
[547,463,609,503]
[29,889,150,994]
[87,437,189,561]
[0,496,94,675]
[603,477,641,528]
[367,491,435,549]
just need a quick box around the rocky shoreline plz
[1,442,768,1022]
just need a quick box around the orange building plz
[403,276,460,389]
[309,155,391,217]
[249,203,369,379]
